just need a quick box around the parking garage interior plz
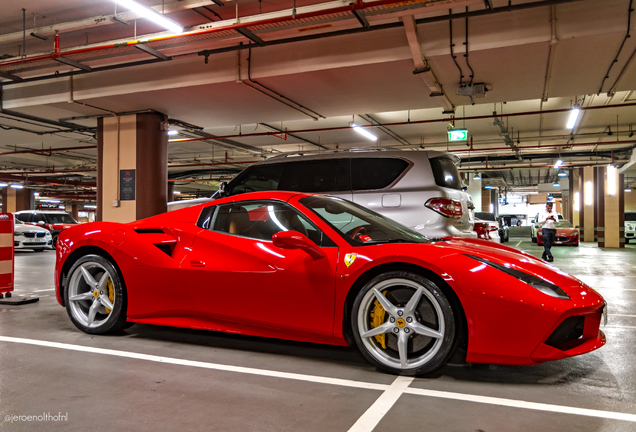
[1,0,636,430]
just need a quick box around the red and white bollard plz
[0,213,38,305]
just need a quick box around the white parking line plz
[515,241,522,246]
[0,335,635,424]
[609,314,636,318]
[347,376,413,432]
[605,325,636,329]
[403,388,636,423]
[32,289,54,292]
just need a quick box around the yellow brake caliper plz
[104,279,115,314]
[370,290,389,349]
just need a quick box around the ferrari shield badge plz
[344,253,357,268]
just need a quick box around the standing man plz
[539,201,558,262]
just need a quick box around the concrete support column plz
[596,167,605,245]
[97,112,168,222]
[465,176,481,213]
[481,187,491,213]
[167,181,175,203]
[581,167,595,242]
[602,167,624,248]
[70,204,79,221]
[1,187,34,213]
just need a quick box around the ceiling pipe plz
[0,0,586,82]
[0,145,95,157]
[168,101,636,144]
[168,160,258,168]
[458,161,622,171]
[0,174,96,187]
[449,139,636,153]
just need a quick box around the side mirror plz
[36,221,46,226]
[575,225,579,228]
[272,231,325,260]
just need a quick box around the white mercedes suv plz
[170,150,476,239]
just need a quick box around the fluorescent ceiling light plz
[0,183,7,187]
[557,171,567,177]
[608,165,617,196]
[351,123,378,141]
[34,192,39,196]
[626,188,632,193]
[554,159,563,169]
[553,182,560,187]
[173,190,181,194]
[113,0,183,33]
[485,185,492,189]
[84,205,97,209]
[566,108,580,129]
[585,180,593,206]
[473,173,481,180]
[167,130,179,136]
[10,184,23,189]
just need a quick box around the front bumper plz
[14,237,52,250]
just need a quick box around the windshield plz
[44,213,77,224]
[555,221,573,228]
[299,195,431,245]
[14,219,23,225]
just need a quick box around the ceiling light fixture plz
[10,184,24,189]
[566,108,580,129]
[553,182,560,187]
[554,158,563,169]
[0,183,7,187]
[84,205,97,209]
[473,173,481,180]
[167,130,179,136]
[557,170,568,177]
[113,0,183,33]
[485,185,492,189]
[173,190,181,194]
[626,188,632,193]
[351,123,378,141]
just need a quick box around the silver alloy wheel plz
[67,261,116,329]
[357,278,445,370]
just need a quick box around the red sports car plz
[55,192,606,375]
[538,221,580,246]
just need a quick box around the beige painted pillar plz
[97,113,168,223]
[481,187,491,213]
[602,167,624,248]
[1,187,33,213]
[582,167,595,242]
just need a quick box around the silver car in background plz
[171,150,476,239]
[626,211,636,244]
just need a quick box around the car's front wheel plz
[65,255,128,334]
[351,271,456,375]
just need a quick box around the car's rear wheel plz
[65,255,128,334]
[351,271,456,375]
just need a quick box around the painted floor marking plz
[1,336,636,424]
[515,241,522,247]
[605,325,636,329]
[403,388,636,422]
[609,314,636,318]
[347,376,413,432]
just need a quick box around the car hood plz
[427,238,584,291]
[14,224,49,234]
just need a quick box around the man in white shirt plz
[538,201,558,262]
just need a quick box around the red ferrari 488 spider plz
[55,192,606,375]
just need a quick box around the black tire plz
[531,234,537,243]
[351,271,456,376]
[64,254,128,334]
[52,235,58,249]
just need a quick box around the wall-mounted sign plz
[120,169,136,201]
[448,129,468,141]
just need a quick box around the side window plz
[15,213,30,222]
[227,164,284,196]
[278,159,350,192]
[33,214,47,223]
[351,158,409,191]
[211,201,333,246]
[428,156,463,190]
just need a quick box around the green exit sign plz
[448,129,468,141]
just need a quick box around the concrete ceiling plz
[1,0,636,201]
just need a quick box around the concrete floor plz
[1,239,635,431]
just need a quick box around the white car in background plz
[14,218,52,252]
[625,211,636,244]
[531,212,564,243]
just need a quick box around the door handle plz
[190,260,206,267]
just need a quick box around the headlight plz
[465,254,571,300]
[572,232,578,236]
